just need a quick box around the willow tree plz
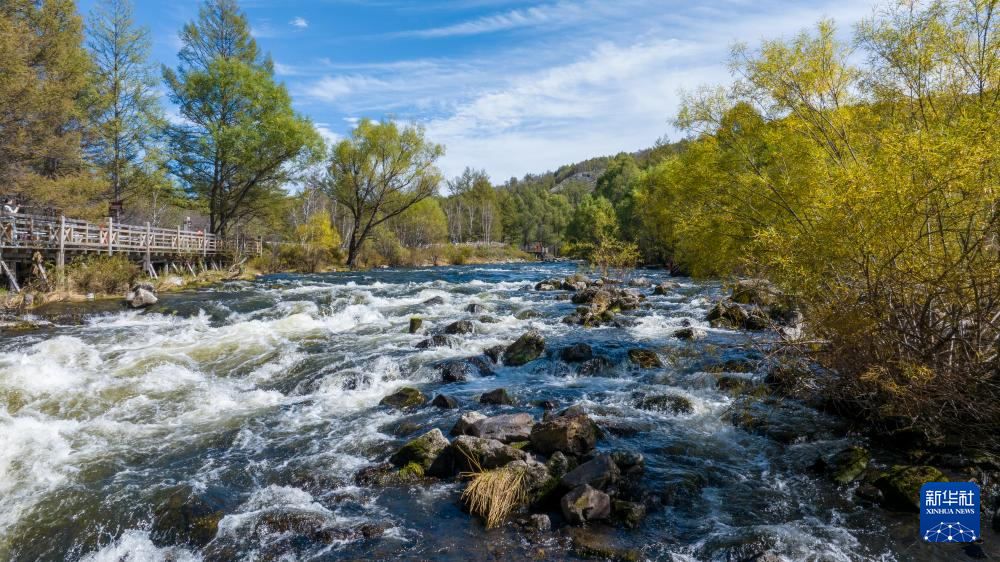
[164,0,320,236]
[326,119,444,268]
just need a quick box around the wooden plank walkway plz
[0,213,261,292]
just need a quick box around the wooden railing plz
[0,213,261,256]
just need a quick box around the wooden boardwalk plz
[0,213,260,292]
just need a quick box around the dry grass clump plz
[459,453,528,528]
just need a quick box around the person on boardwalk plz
[2,199,20,245]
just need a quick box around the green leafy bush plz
[67,254,140,294]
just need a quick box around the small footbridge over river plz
[0,213,261,293]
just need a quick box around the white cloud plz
[290,17,309,29]
[314,123,343,146]
[302,75,392,103]
[403,0,626,38]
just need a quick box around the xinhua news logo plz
[920,482,980,543]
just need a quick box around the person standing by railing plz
[2,199,20,246]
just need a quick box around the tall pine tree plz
[86,0,165,219]
[0,0,105,216]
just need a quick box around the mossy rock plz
[515,309,543,320]
[875,465,948,511]
[389,428,449,470]
[828,446,870,484]
[611,500,646,529]
[636,394,693,415]
[408,317,422,333]
[503,330,546,366]
[398,461,425,479]
[379,387,427,409]
[627,349,662,369]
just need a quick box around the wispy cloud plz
[401,1,596,38]
[290,17,309,29]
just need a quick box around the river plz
[0,263,968,560]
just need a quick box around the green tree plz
[0,0,105,216]
[566,195,618,245]
[292,211,341,272]
[326,119,444,268]
[164,0,320,236]
[86,0,164,219]
[390,197,448,247]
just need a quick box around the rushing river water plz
[0,263,977,561]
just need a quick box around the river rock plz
[874,465,948,511]
[408,317,422,333]
[652,281,679,295]
[562,454,620,490]
[560,343,594,363]
[673,327,707,341]
[707,300,770,331]
[438,360,475,382]
[422,296,446,306]
[484,345,505,364]
[827,446,870,484]
[527,513,551,532]
[628,277,651,287]
[515,308,543,320]
[612,500,647,529]
[578,356,614,377]
[547,451,574,479]
[636,394,694,415]
[431,394,458,409]
[572,287,612,307]
[443,320,475,335]
[479,388,513,405]
[731,278,782,307]
[530,414,598,456]
[561,484,611,525]
[503,330,545,366]
[126,284,158,308]
[379,387,427,409]
[415,335,457,349]
[568,528,641,562]
[470,413,534,443]
[445,435,527,472]
[389,428,449,470]
[150,488,223,548]
[627,348,662,368]
[466,303,484,314]
[450,411,487,436]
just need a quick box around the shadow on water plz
[0,263,991,561]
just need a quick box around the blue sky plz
[78,0,876,181]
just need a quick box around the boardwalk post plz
[144,222,152,275]
[107,217,114,256]
[176,225,181,251]
[57,215,66,286]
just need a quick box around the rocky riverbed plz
[0,263,995,560]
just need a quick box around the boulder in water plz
[126,283,158,308]
[530,414,598,456]
[560,343,594,363]
[431,394,459,409]
[526,513,551,532]
[379,387,427,409]
[479,388,513,405]
[450,411,487,436]
[438,360,475,382]
[673,327,707,341]
[578,355,614,377]
[470,412,534,443]
[874,465,948,511]
[150,488,223,548]
[562,454,620,491]
[466,303,484,314]
[432,435,527,475]
[443,319,475,335]
[568,527,640,562]
[612,500,647,529]
[627,348,663,368]
[561,484,611,525]
[503,330,545,366]
[628,277,651,287]
[484,345,505,364]
[515,308,542,320]
[423,296,446,306]
[408,317,422,333]
[415,335,457,349]
[636,394,693,415]
[827,446,870,484]
[652,281,679,295]
[389,428,449,470]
